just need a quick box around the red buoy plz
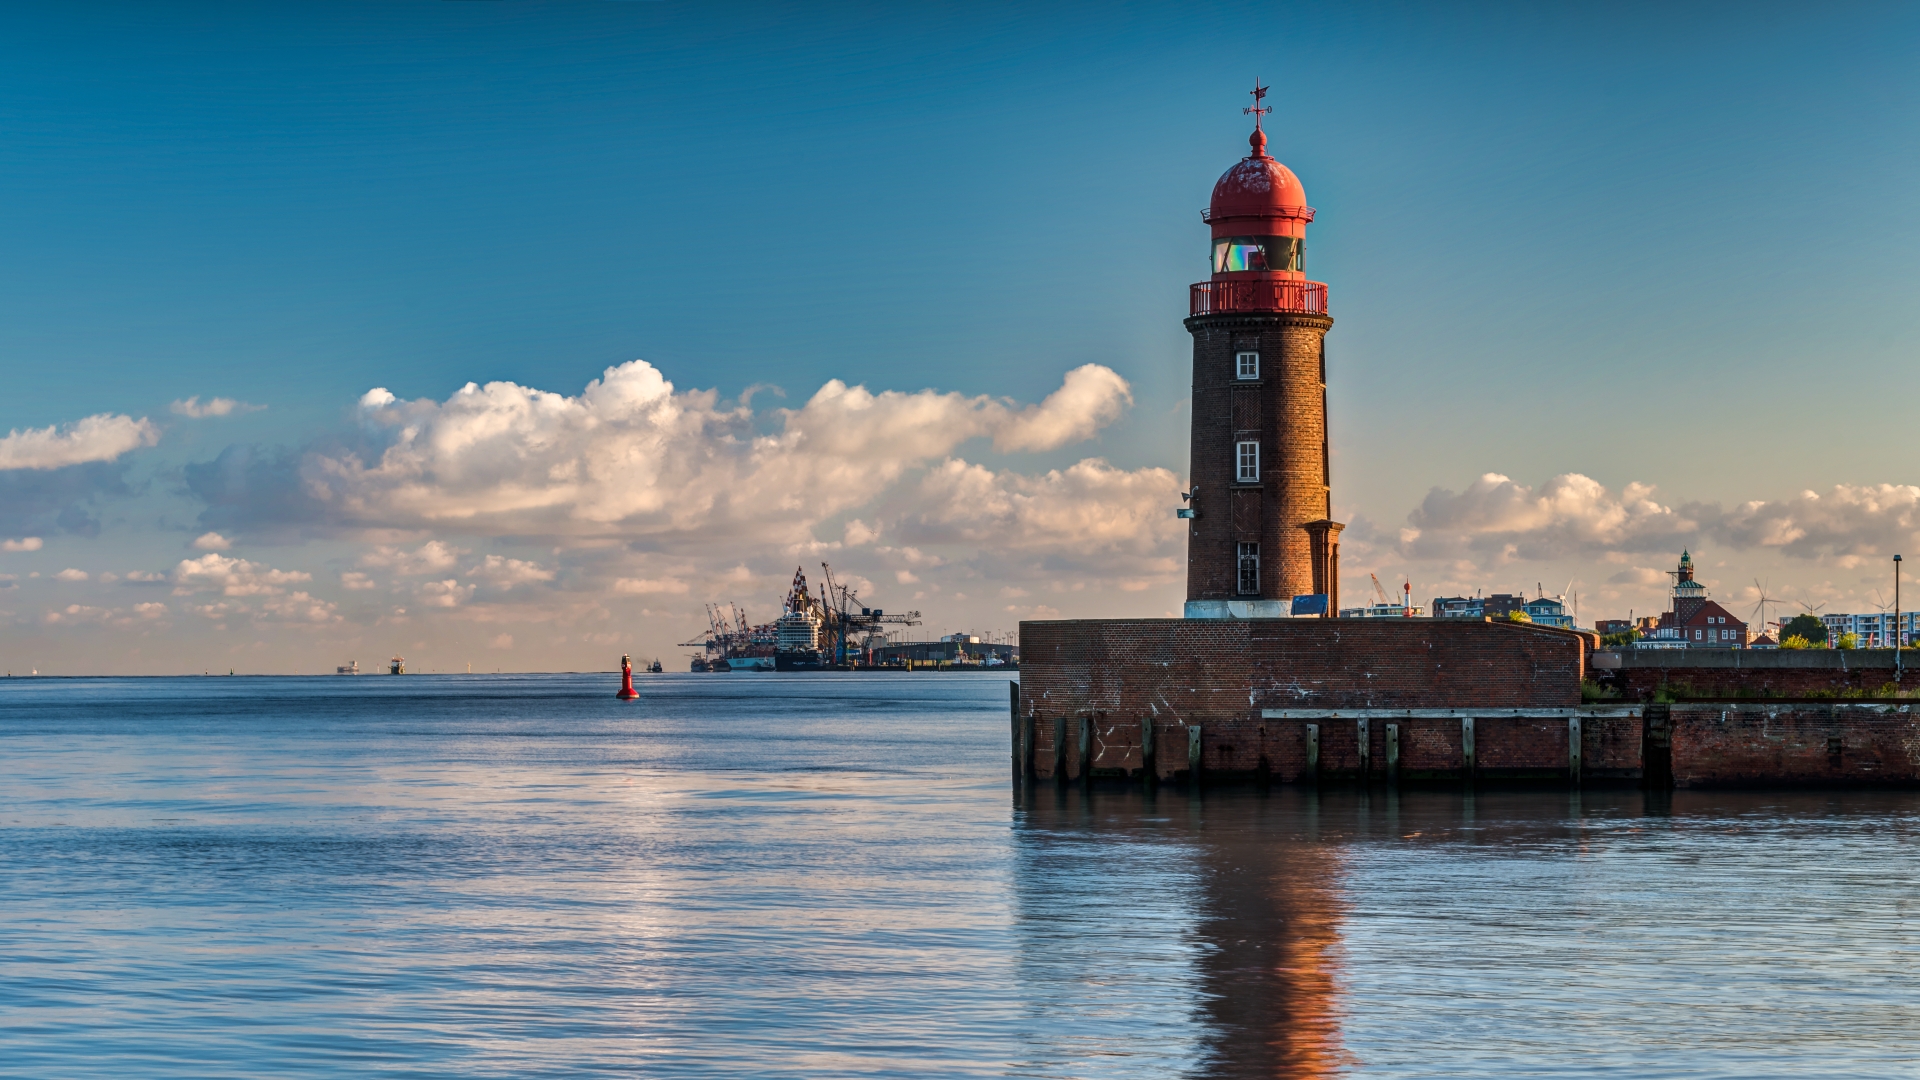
[617,653,639,700]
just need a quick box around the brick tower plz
[1183,86,1341,618]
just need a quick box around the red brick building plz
[1183,87,1340,618]
[1651,551,1750,648]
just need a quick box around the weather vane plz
[1244,80,1271,131]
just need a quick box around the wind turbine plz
[1749,578,1784,636]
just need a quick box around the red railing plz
[1190,279,1328,316]
[1201,205,1314,223]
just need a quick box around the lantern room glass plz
[1213,236,1303,274]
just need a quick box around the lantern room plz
[1191,88,1328,316]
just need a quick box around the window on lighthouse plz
[1236,352,1259,379]
[1237,543,1260,595]
[1236,441,1260,483]
[1213,236,1303,274]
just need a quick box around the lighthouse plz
[1183,85,1342,618]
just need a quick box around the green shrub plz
[1507,610,1532,623]
[1781,635,1814,650]
[1836,632,1860,650]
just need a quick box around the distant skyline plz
[3,1,1918,672]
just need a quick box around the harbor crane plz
[817,562,920,666]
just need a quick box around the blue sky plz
[2,1,1918,672]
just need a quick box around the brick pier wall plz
[1018,617,1587,718]
[1593,648,1912,699]
[1013,619,1920,788]
[1669,703,1920,787]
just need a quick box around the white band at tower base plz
[1185,599,1295,619]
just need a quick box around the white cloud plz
[171,553,312,597]
[171,397,264,419]
[1399,473,1920,566]
[192,532,232,551]
[2,537,43,552]
[489,633,513,649]
[613,576,690,595]
[339,571,378,591]
[910,458,1183,556]
[359,540,466,576]
[418,579,474,607]
[260,591,338,623]
[467,555,555,589]
[299,360,1133,543]
[1399,473,1693,562]
[0,413,159,470]
[992,364,1133,452]
[55,568,89,582]
[44,602,167,627]
[122,571,168,583]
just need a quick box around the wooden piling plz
[1305,723,1320,783]
[1187,724,1203,787]
[1054,716,1069,786]
[1568,715,1583,787]
[1356,717,1371,781]
[1385,723,1400,787]
[1461,716,1477,784]
[1008,681,1020,781]
[1078,714,1093,788]
[1140,717,1155,783]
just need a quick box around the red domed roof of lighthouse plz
[1209,129,1311,223]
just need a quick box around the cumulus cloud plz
[192,532,232,551]
[172,553,312,597]
[55,568,89,582]
[360,541,465,576]
[1400,473,1920,567]
[910,458,1182,555]
[171,397,264,419]
[339,571,378,591]
[489,633,513,650]
[1400,473,1692,562]
[992,365,1133,452]
[3,537,42,552]
[467,555,554,589]
[418,579,475,608]
[45,602,167,627]
[613,576,690,595]
[201,359,1135,545]
[260,591,339,623]
[0,414,159,471]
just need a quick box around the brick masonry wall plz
[1595,649,1913,699]
[1668,703,1920,787]
[1185,312,1333,603]
[1018,617,1593,782]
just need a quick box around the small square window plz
[1236,440,1259,483]
[1236,352,1259,379]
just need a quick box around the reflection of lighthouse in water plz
[1186,808,1348,1077]
[1011,791,1348,1077]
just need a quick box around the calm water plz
[1,674,1917,1078]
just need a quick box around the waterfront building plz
[1819,611,1920,648]
[1649,551,1749,647]
[1524,596,1574,629]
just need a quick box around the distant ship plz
[335,660,359,675]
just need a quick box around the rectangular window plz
[1236,440,1259,483]
[1237,542,1259,595]
[1236,351,1259,379]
